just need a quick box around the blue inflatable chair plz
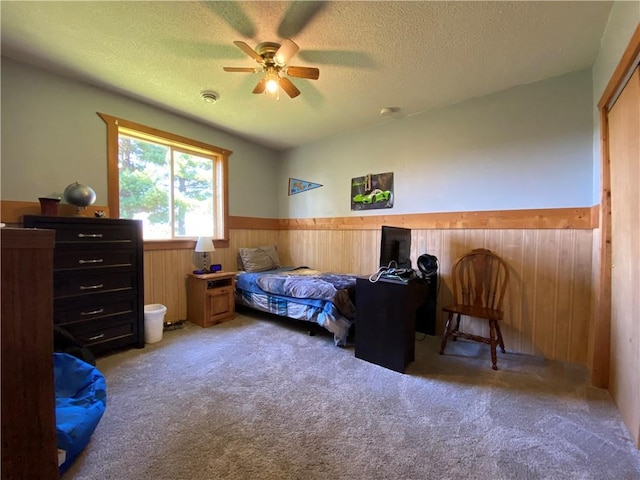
[53,353,107,474]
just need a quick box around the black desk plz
[355,276,426,373]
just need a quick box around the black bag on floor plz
[53,326,96,366]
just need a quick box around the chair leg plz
[439,312,454,354]
[489,319,498,370]
[495,321,506,353]
[452,313,461,341]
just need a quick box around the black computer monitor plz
[379,226,412,270]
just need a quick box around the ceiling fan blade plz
[233,41,263,63]
[277,1,327,38]
[205,2,256,39]
[252,78,267,94]
[274,38,300,67]
[279,77,301,98]
[223,67,260,73]
[286,66,320,80]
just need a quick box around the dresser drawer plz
[54,294,138,326]
[63,318,137,348]
[53,223,137,245]
[54,248,136,271]
[54,271,137,299]
[24,216,139,245]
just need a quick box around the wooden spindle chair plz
[439,248,510,370]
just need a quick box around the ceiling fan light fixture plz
[224,38,315,99]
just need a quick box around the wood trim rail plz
[278,207,596,230]
[4,202,597,231]
[228,216,280,230]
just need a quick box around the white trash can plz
[144,304,167,344]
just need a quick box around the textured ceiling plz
[1,1,612,151]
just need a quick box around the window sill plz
[143,239,229,251]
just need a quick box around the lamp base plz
[192,269,209,275]
[73,206,88,217]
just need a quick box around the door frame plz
[592,24,640,388]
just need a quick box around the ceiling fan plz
[223,39,319,99]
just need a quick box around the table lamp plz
[194,236,215,273]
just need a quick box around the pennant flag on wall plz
[288,178,323,196]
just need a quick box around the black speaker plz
[416,254,438,335]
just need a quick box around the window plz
[99,113,231,246]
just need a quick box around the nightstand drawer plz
[210,285,232,295]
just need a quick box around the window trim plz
[98,112,231,249]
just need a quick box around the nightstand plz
[186,271,236,327]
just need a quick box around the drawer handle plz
[87,333,105,341]
[79,283,104,291]
[78,259,104,264]
[77,233,103,238]
[80,308,104,316]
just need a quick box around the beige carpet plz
[63,311,640,479]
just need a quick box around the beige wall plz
[0,58,282,219]
[280,69,594,220]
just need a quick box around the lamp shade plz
[194,237,216,253]
[274,38,299,67]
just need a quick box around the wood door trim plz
[592,24,640,388]
[598,25,640,111]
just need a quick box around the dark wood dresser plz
[24,215,145,354]
[1,227,59,479]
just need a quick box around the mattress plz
[235,267,356,346]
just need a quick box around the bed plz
[234,246,357,346]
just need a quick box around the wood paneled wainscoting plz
[141,207,596,366]
[279,227,593,365]
[3,201,595,366]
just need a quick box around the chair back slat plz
[451,248,509,311]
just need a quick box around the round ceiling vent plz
[200,91,219,104]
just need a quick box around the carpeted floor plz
[63,311,640,480]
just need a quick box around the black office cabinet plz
[355,277,423,373]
